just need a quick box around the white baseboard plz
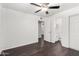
[2,41,38,51]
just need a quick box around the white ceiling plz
[1,3,79,17]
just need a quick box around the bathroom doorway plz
[38,21,44,48]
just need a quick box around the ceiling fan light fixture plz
[30,3,60,14]
[41,7,48,11]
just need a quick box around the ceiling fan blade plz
[45,3,49,5]
[42,3,49,5]
[46,11,49,14]
[49,6,60,9]
[35,9,41,13]
[30,3,41,7]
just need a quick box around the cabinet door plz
[70,14,79,50]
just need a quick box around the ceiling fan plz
[30,3,60,14]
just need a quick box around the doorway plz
[38,21,44,48]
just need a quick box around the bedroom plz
[0,3,79,56]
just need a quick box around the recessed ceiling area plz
[1,3,79,17]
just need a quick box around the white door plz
[70,14,79,50]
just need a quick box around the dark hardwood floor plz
[1,41,79,56]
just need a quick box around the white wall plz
[0,4,4,53]
[1,7,39,51]
[44,17,51,42]
[53,16,69,48]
